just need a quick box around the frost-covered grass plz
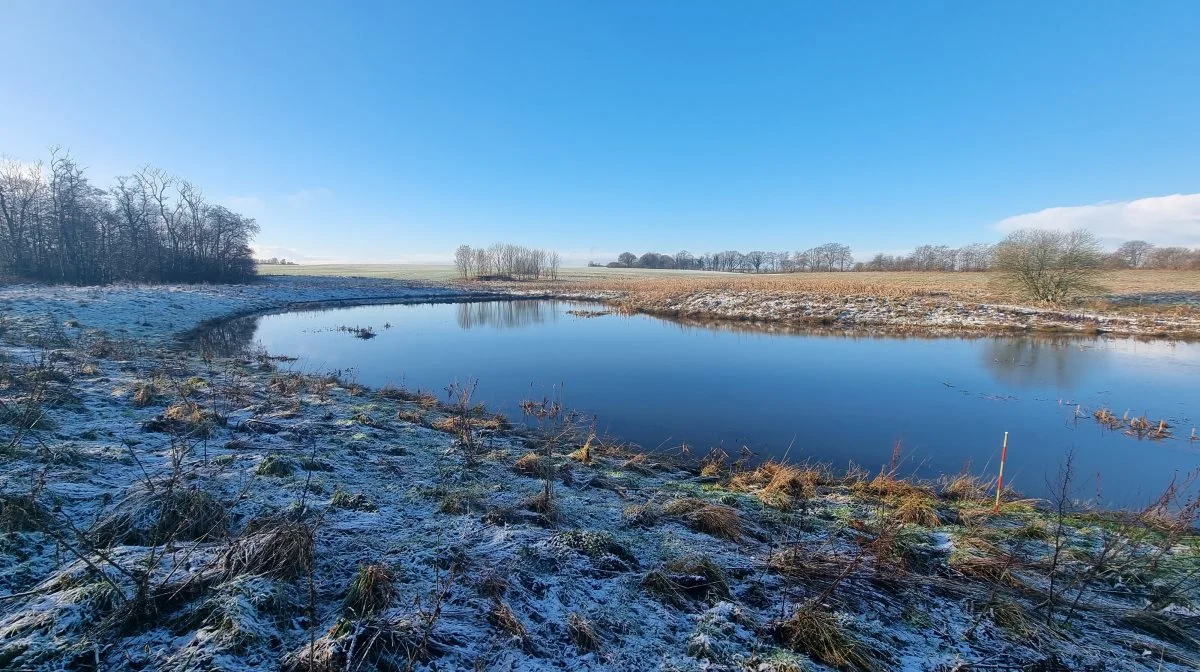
[0,277,1198,671]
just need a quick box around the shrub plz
[993,228,1104,303]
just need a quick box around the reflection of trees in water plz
[982,337,1101,388]
[456,300,559,330]
[185,316,261,357]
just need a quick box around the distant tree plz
[994,228,1104,302]
[1146,246,1195,270]
[617,252,637,267]
[744,250,767,273]
[1113,240,1154,268]
[453,244,474,279]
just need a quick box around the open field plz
[1,276,1198,670]
[259,264,1200,339]
[257,263,724,282]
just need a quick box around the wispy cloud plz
[224,195,266,214]
[995,193,1200,247]
[283,187,334,208]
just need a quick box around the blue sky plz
[4,1,1199,264]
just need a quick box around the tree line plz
[598,239,1200,274]
[597,242,992,273]
[454,243,561,280]
[0,150,258,284]
[1104,240,1200,270]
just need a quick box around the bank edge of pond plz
[0,281,1198,670]
[483,283,1200,342]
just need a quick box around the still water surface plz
[240,300,1199,506]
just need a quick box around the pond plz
[230,299,1199,507]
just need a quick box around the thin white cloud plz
[224,195,266,214]
[995,193,1200,246]
[283,187,333,208]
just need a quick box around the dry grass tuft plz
[567,433,595,465]
[255,453,296,477]
[488,599,527,641]
[513,451,551,478]
[132,381,158,408]
[663,497,741,539]
[982,598,1036,636]
[94,483,227,546]
[142,400,224,437]
[223,518,315,580]
[282,618,422,672]
[1119,610,1200,648]
[431,413,508,434]
[331,489,378,512]
[521,489,558,521]
[567,612,600,652]
[642,554,730,607]
[774,607,881,672]
[343,563,396,618]
[622,502,660,527]
[0,493,50,533]
[949,535,1020,586]
[855,471,929,500]
[730,461,824,509]
[940,473,989,502]
[895,493,941,527]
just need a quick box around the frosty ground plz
[1,276,1198,671]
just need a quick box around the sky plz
[3,1,1199,265]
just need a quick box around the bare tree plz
[993,228,1104,303]
[1113,240,1154,268]
[453,245,474,279]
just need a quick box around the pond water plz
[232,299,1199,507]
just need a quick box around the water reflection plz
[982,337,1100,389]
[185,315,260,357]
[456,300,559,330]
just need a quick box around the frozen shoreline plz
[0,276,1197,671]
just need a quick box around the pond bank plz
[1,276,1197,671]
[486,280,1200,341]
